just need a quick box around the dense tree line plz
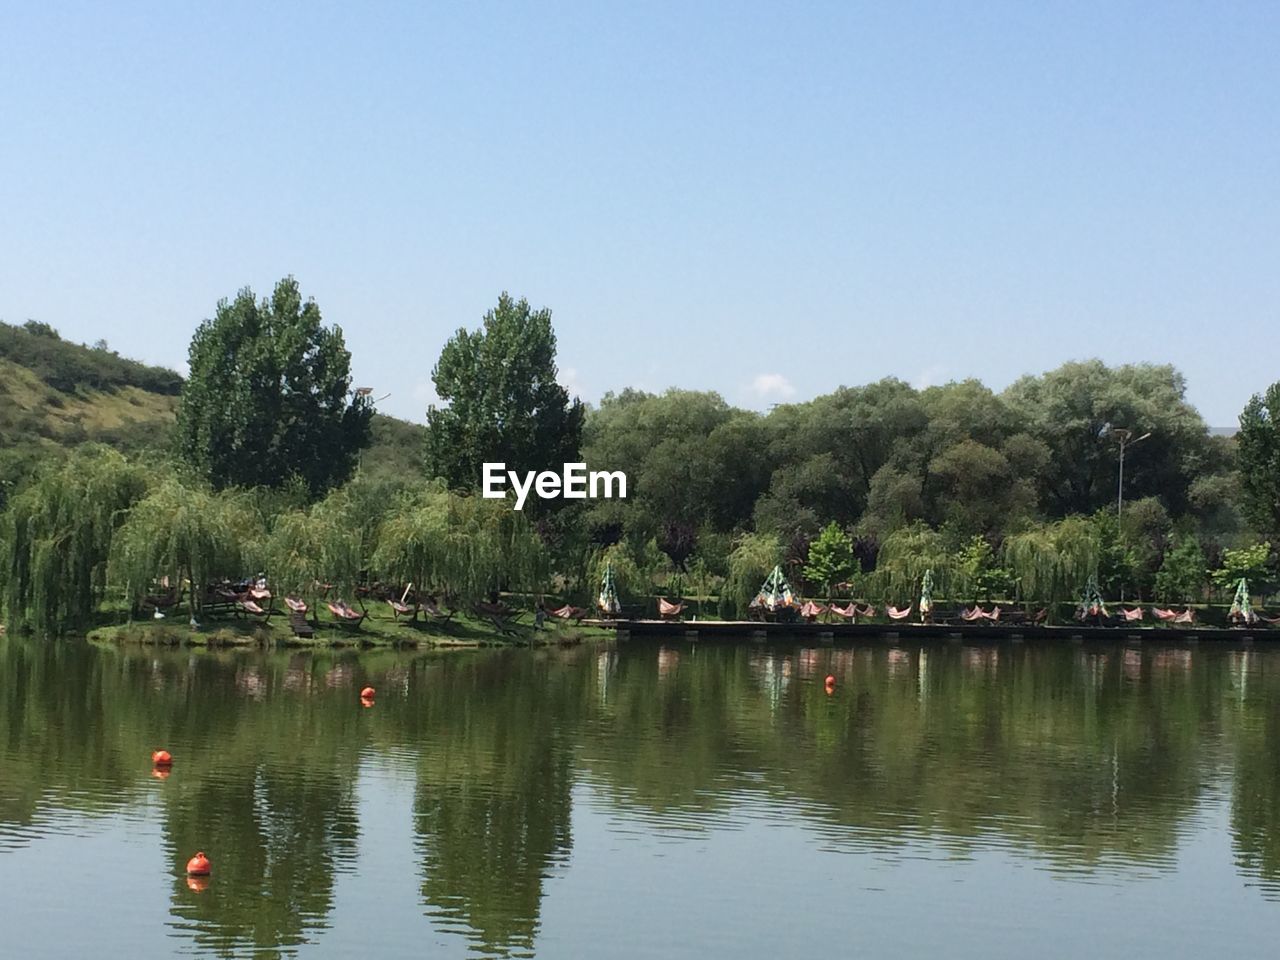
[1,284,1277,633]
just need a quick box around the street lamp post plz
[1112,428,1151,520]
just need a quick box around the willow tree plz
[1,447,148,634]
[261,487,372,613]
[1002,516,1100,616]
[109,480,257,620]
[721,532,781,618]
[373,485,547,606]
[874,522,950,603]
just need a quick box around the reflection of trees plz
[1228,651,1280,888]
[585,643,1239,872]
[0,638,369,954]
[7,635,1280,953]
[164,769,359,957]
[412,652,582,958]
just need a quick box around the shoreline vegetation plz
[3,281,1280,645]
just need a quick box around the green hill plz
[0,320,426,499]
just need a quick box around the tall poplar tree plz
[425,293,584,491]
[176,277,372,497]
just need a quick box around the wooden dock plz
[602,618,1276,644]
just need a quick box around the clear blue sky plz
[2,1,1276,426]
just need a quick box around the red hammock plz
[887,604,912,620]
[961,607,986,622]
[658,598,686,617]
[799,601,827,620]
[550,604,587,620]
[1152,607,1177,622]
[327,601,364,621]
[284,596,308,614]
[829,603,857,620]
[237,599,267,616]
[1173,608,1196,624]
[1120,607,1144,621]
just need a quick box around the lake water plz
[2,636,1279,958]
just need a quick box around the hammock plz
[987,605,1001,621]
[799,601,827,620]
[550,604,587,621]
[421,599,454,622]
[857,604,877,618]
[236,599,268,616]
[961,607,986,622]
[829,603,857,620]
[284,596,308,614]
[248,587,272,601]
[387,599,415,618]
[658,598,686,618]
[1152,607,1177,622]
[887,604,912,620]
[327,601,365,622]
[1173,608,1196,625]
[1120,607,1144,621]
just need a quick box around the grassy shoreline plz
[86,609,614,650]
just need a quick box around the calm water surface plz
[2,637,1279,957]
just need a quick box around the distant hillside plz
[0,320,426,497]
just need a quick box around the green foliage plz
[0,320,182,394]
[109,479,257,617]
[875,522,949,601]
[1210,542,1275,595]
[1002,517,1100,615]
[1,447,148,633]
[176,277,372,497]
[951,535,1013,603]
[259,485,379,603]
[1154,537,1207,604]
[803,522,854,597]
[1238,383,1280,537]
[372,484,548,605]
[722,533,781,618]
[425,293,584,492]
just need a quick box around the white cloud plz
[750,372,797,400]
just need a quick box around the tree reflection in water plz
[1,637,1280,958]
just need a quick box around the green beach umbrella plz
[754,565,797,612]
[1229,578,1255,623]
[1077,575,1107,619]
[920,568,934,618]
[598,562,621,617]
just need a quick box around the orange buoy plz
[152,750,173,766]
[151,767,171,781]
[824,675,836,691]
[186,875,209,893]
[360,696,375,709]
[360,686,376,700]
[186,852,211,876]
